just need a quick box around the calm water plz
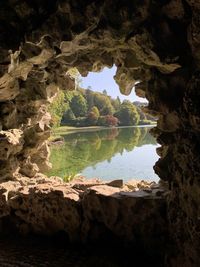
[47,126,159,182]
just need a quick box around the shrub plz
[104,115,119,127]
[87,111,99,125]
[97,115,119,127]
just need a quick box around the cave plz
[0,0,199,266]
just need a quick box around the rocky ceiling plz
[0,0,200,266]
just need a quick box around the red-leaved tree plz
[104,115,119,127]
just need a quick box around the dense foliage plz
[49,91,68,128]
[114,100,139,126]
[49,84,156,128]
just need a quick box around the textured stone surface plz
[0,1,199,266]
[0,129,24,180]
[0,175,167,261]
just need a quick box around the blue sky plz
[81,66,146,102]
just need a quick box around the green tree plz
[115,100,139,126]
[49,91,68,128]
[87,106,100,125]
[87,112,98,125]
[70,94,88,117]
[103,89,107,95]
[111,96,121,112]
[90,106,100,118]
[85,88,94,111]
[101,102,114,115]
[62,108,76,124]
[93,93,105,110]
[64,91,75,102]
[93,93,114,115]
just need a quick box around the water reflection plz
[47,127,159,181]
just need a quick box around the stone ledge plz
[0,175,168,252]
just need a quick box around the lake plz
[47,126,159,182]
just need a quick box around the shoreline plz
[52,125,109,134]
[51,123,157,136]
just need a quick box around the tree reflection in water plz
[47,127,157,180]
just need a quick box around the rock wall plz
[0,36,76,180]
[0,176,167,264]
[0,0,200,266]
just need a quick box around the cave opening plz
[48,65,159,183]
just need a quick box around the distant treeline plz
[49,87,156,128]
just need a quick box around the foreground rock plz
[0,175,167,257]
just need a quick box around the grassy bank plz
[51,125,109,136]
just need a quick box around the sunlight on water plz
[82,144,159,182]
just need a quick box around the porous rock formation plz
[0,0,200,266]
[0,177,166,244]
[0,176,167,265]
